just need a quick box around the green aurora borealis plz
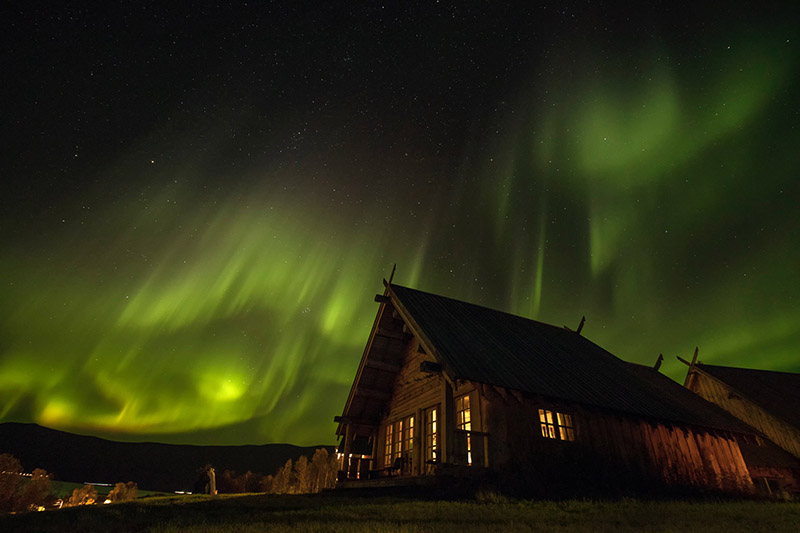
[2,3,799,445]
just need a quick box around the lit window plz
[393,419,403,460]
[385,415,415,468]
[455,395,472,464]
[425,407,438,462]
[540,409,556,439]
[384,424,394,466]
[557,412,575,441]
[456,395,471,431]
[403,416,414,463]
[539,409,575,441]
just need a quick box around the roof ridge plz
[698,363,800,377]
[391,283,576,335]
[388,283,755,434]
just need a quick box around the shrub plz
[67,484,98,507]
[14,468,54,512]
[0,453,23,512]
[108,481,138,502]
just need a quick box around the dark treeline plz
[3,447,340,514]
[203,448,339,494]
[1,452,138,512]
[0,453,54,512]
[0,423,334,493]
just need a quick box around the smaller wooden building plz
[683,359,800,495]
[335,282,760,496]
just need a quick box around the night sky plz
[2,2,798,446]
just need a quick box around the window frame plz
[403,415,414,464]
[455,394,472,464]
[539,408,575,442]
[384,414,415,468]
[384,423,394,466]
[424,406,438,463]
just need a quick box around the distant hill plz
[0,423,335,492]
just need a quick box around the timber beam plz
[375,328,409,341]
[333,415,377,428]
[365,359,401,373]
[420,360,443,374]
[486,385,523,404]
[678,347,700,388]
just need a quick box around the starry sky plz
[2,2,798,446]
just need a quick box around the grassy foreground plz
[1,491,799,532]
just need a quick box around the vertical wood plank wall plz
[688,372,800,459]
[363,333,757,494]
[484,393,754,494]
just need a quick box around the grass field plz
[1,491,799,532]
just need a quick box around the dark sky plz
[2,2,798,446]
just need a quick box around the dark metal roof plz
[625,364,754,434]
[696,364,800,429]
[390,284,753,434]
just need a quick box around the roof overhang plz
[335,280,458,437]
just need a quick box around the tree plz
[216,470,239,493]
[259,474,274,493]
[310,448,330,493]
[271,459,293,494]
[242,471,264,493]
[14,469,53,512]
[193,465,211,494]
[326,452,339,490]
[0,453,23,512]
[67,484,98,506]
[294,455,313,494]
[108,481,137,502]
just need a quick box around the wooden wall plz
[687,372,800,459]
[379,336,443,475]
[364,352,759,496]
[483,390,754,496]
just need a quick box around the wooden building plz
[335,282,759,496]
[682,357,800,495]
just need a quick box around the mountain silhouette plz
[0,423,335,492]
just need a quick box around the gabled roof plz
[388,284,753,434]
[693,364,800,429]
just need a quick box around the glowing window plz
[393,419,403,460]
[455,395,471,431]
[557,412,575,441]
[403,416,414,463]
[385,416,415,468]
[539,409,575,441]
[425,407,438,462]
[455,395,472,464]
[384,424,394,466]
